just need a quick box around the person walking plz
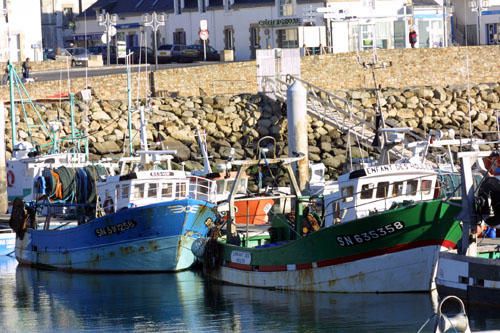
[22,57,31,80]
[409,29,417,48]
[1,61,9,85]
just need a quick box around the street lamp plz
[97,11,118,65]
[142,12,166,70]
[469,0,490,45]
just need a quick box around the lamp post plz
[470,0,490,45]
[142,12,166,70]
[97,11,117,65]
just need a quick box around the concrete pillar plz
[0,101,7,213]
[286,80,309,191]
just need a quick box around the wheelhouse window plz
[360,184,374,199]
[133,184,145,199]
[392,181,403,197]
[376,182,390,198]
[148,183,157,198]
[162,183,173,198]
[405,180,418,196]
[342,186,354,202]
[121,185,130,199]
[177,182,187,197]
[421,179,432,195]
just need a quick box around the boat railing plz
[189,176,218,203]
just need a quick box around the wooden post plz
[0,101,7,213]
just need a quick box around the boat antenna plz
[356,39,392,164]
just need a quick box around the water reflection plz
[0,257,497,332]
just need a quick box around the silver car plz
[66,47,89,67]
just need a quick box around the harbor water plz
[0,256,498,332]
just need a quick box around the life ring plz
[7,170,15,187]
[103,197,114,215]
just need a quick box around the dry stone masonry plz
[4,82,500,181]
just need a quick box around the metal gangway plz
[261,74,425,161]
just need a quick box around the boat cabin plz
[324,163,437,226]
[96,151,217,215]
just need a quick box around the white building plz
[0,0,43,62]
[452,0,500,45]
[40,0,98,50]
[74,0,455,62]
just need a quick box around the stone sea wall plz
[4,82,500,180]
[0,46,499,101]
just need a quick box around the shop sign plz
[258,18,302,27]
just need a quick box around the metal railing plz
[261,74,424,160]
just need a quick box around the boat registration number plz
[231,250,251,265]
[336,221,405,247]
[95,220,137,237]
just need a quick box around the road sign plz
[200,19,208,31]
[199,29,209,41]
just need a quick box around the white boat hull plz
[211,245,442,293]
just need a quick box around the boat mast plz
[196,128,212,174]
[126,53,133,156]
[8,62,16,148]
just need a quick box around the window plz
[392,182,403,197]
[487,23,500,45]
[173,30,186,45]
[359,24,375,50]
[421,180,432,195]
[341,186,354,202]
[277,29,298,48]
[199,0,206,12]
[121,185,130,199]
[133,184,144,199]
[405,180,418,196]
[250,27,260,48]
[216,180,226,195]
[148,183,157,198]
[162,183,173,198]
[177,182,187,197]
[279,0,294,16]
[376,182,390,198]
[360,184,374,199]
[224,27,234,50]
[63,7,74,30]
[175,0,182,14]
[375,22,391,49]
[224,0,233,11]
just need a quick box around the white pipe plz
[287,80,309,191]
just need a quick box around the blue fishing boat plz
[10,150,219,272]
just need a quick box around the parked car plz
[66,47,89,67]
[99,46,121,65]
[157,44,186,63]
[87,45,107,55]
[128,46,155,64]
[179,44,220,62]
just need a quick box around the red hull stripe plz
[225,239,457,273]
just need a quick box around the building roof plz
[78,0,174,19]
